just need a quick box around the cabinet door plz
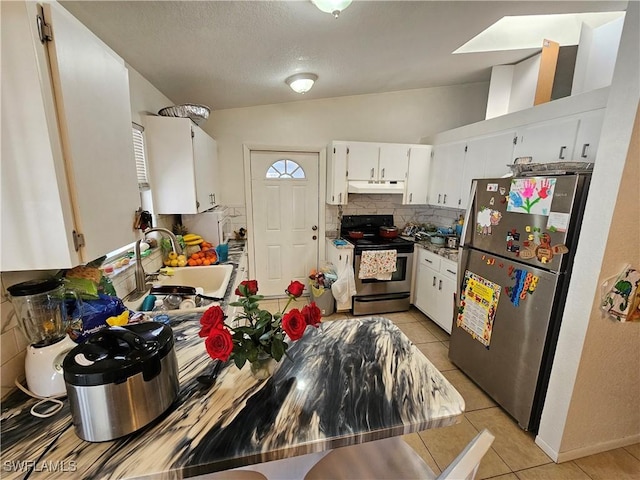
[460,131,516,209]
[193,125,219,212]
[415,265,439,319]
[378,144,409,181]
[326,142,348,205]
[573,109,605,163]
[513,117,579,163]
[45,3,139,262]
[404,146,431,205]
[435,274,456,334]
[145,116,198,214]
[428,141,466,207]
[347,142,380,181]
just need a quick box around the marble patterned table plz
[1,315,464,479]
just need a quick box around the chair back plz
[436,429,495,480]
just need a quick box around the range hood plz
[347,181,405,194]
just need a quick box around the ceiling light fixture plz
[285,73,318,94]
[311,0,352,18]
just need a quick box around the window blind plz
[132,123,150,190]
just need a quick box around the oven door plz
[354,251,413,296]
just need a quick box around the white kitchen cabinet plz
[428,140,466,208]
[325,238,354,312]
[378,144,410,181]
[144,116,220,214]
[513,116,580,163]
[403,145,432,205]
[1,1,139,271]
[573,109,605,163]
[346,142,409,182]
[326,142,348,205]
[413,248,457,334]
[459,130,516,208]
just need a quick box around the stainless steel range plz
[340,215,414,315]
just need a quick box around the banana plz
[185,239,204,246]
[183,233,203,242]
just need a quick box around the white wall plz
[572,16,625,95]
[206,83,489,207]
[509,53,542,113]
[536,1,640,461]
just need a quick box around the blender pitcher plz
[7,278,81,397]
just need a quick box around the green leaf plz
[233,351,247,369]
[259,331,273,342]
[271,339,285,361]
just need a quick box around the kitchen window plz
[132,122,150,190]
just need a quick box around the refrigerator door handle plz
[460,180,477,249]
[456,247,470,312]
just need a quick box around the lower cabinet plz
[325,239,354,312]
[414,248,457,334]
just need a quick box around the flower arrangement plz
[199,279,321,370]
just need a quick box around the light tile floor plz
[275,298,640,480]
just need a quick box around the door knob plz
[312,235,317,240]
[312,225,318,231]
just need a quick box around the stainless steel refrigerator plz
[449,172,591,432]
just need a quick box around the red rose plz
[235,280,259,297]
[204,326,234,361]
[199,305,225,338]
[302,302,322,327]
[281,308,307,340]
[286,280,305,298]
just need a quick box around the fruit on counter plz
[187,249,217,266]
[106,310,129,327]
[183,233,204,246]
[163,253,187,267]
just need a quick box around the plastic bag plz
[332,257,356,305]
[68,294,127,343]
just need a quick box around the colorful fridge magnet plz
[476,207,503,235]
[547,212,570,233]
[457,270,501,347]
[507,177,556,215]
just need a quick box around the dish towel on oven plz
[358,250,397,281]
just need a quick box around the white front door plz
[250,151,319,296]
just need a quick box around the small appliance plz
[7,278,80,398]
[63,322,179,442]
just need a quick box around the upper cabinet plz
[346,142,409,182]
[428,141,466,208]
[513,116,580,163]
[573,109,605,163]
[1,1,139,271]
[404,146,432,205]
[326,142,348,205]
[326,141,431,205]
[144,116,220,214]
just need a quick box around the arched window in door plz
[266,159,306,179]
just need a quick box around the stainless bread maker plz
[63,322,179,442]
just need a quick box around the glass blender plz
[7,278,80,397]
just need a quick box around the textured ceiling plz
[60,1,627,111]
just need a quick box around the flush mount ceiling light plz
[285,73,318,94]
[311,0,352,18]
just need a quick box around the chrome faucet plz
[132,228,183,297]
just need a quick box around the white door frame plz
[243,144,327,288]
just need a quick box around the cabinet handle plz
[432,276,436,287]
[425,259,433,264]
[339,254,342,261]
[370,168,375,179]
[439,280,443,291]
[438,194,442,204]
[443,194,447,204]
[559,146,567,159]
[409,193,413,202]
[381,168,385,179]
[338,192,342,203]
[446,269,456,275]
[581,143,590,158]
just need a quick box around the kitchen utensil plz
[150,285,223,302]
[379,226,399,239]
[430,235,446,246]
[348,231,364,239]
[7,278,81,397]
[63,322,179,442]
[447,236,460,249]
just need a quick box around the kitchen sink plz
[124,264,234,314]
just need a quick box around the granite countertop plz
[1,245,464,479]
[413,241,460,262]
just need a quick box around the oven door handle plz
[353,293,411,302]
